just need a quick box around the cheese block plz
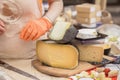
[76,3,101,13]
[83,3,101,11]
[82,4,101,11]
[49,21,71,40]
[108,70,119,77]
[55,25,78,43]
[49,22,78,43]
[36,40,79,69]
[77,10,101,18]
[76,44,104,62]
[81,23,97,28]
[93,44,111,55]
[76,4,96,13]
[97,72,106,80]
[76,29,98,39]
[96,17,101,22]
[77,12,96,18]
[76,17,96,24]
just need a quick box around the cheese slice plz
[36,40,79,69]
[77,12,96,18]
[49,22,78,43]
[77,44,104,62]
[49,21,71,40]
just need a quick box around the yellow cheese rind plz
[77,44,104,62]
[36,41,79,69]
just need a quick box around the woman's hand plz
[0,20,5,35]
[20,17,52,41]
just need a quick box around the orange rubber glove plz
[20,17,52,41]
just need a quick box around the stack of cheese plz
[76,3,102,28]
[36,40,105,70]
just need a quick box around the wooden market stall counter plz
[0,59,66,80]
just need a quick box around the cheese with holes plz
[77,44,104,62]
[36,40,79,69]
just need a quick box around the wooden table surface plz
[0,59,119,80]
[0,59,66,80]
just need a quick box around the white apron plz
[0,0,45,59]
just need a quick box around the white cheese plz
[76,29,98,39]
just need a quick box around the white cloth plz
[0,0,42,59]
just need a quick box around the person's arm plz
[20,0,63,41]
[0,20,5,35]
[44,0,63,23]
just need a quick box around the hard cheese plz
[76,3,101,13]
[76,17,96,24]
[49,22,71,40]
[49,22,78,43]
[36,41,79,69]
[77,44,104,62]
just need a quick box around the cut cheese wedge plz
[36,40,79,69]
[49,22,71,40]
[77,44,104,62]
[49,22,78,43]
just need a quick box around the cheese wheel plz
[36,40,79,69]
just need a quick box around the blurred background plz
[43,0,120,25]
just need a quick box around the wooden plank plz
[0,59,66,80]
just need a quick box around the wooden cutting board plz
[32,60,96,77]
[32,55,115,77]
